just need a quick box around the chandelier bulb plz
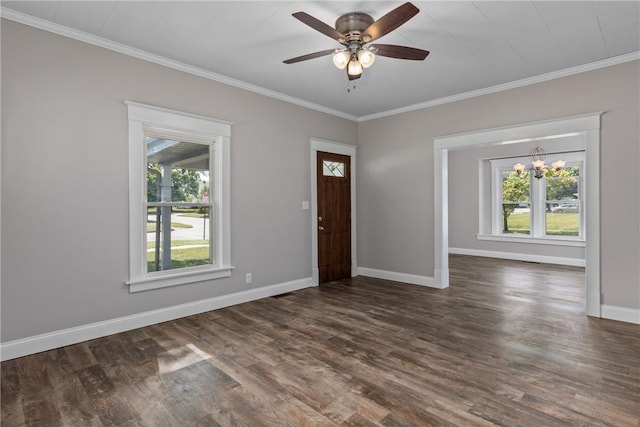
[551,160,566,170]
[512,146,566,180]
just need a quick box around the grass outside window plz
[506,212,579,236]
[147,245,210,271]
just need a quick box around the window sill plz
[127,265,234,293]
[476,234,585,247]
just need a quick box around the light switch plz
[302,200,310,210]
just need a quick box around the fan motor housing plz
[335,12,374,37]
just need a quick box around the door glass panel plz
[322,160,345,177]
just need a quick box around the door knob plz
[318,216,323,222]
[318,226,324,231]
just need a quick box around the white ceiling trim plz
[1,7,358,122]
[2,7,638,124]
[358,51,640,122]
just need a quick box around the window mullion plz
[579,168,585,239]
[491,161,501,235]
[531,176,546,238]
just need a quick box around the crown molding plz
[2,7,637,124]
[358,51,640,122]
[0,8,358,122]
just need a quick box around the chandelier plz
[513,147,566,179]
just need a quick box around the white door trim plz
[309,138,358,285]
[433,113,602,317]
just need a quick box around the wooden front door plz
[317,151,351,283]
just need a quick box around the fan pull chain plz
[347,80,357,93]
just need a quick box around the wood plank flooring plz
[2,255,639,426]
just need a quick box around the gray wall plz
[448,139,585,260]
[1,21,358,341]
[2,19,639,346]
[358,59,639,309]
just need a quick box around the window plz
[127,102,233,292]
[322,160,345,177]
[490,151,584,243]
[499,168,531,235]
[146,137,212,273]
[545,167,581,237]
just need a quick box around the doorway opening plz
[433,113,601,317]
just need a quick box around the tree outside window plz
[502,170,530,234]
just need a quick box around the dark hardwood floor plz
[2,255,639,426]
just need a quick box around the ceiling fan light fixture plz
[284,2,429,86]
[332,50,350,69]
[347,57,363,76]
[358,49,376,68]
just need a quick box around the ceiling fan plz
[283,2,429,82]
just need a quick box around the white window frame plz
[126,101,233,292]
[488,151,585,245]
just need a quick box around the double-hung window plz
[126,102,233,292]
[490,151,585,243]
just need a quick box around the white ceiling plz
[3,1,639,119]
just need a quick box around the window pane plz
[501,170,530,235]
[323,160,345,177]
[146,137,210,203]
[546,166,580,236]
[146,206,211,272]
[146,136,212,273]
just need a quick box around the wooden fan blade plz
[283,49,336,64]
[362,2,419,43]
[292,12,346,43]
[371,44,429,60]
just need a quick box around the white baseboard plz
[357,267,441,289]
[449,247,585,267]
[433,267,450,289]
[601,305,640,324]
[0,277,313,361]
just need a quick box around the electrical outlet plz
[246,273,252,284]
